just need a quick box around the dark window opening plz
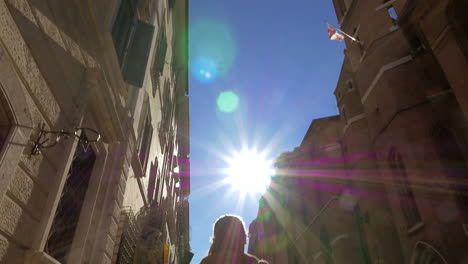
[45,143,96,262]
[147,160,158,202]
[320,226,334,264]
[431,126,468,209]
[138,113,153,173]
[404,26,426,56]
[168,0,176,9]
[112,0,155,87]
[387,7,398,24]
[152,21,168,85]
[0,86,12,151]
[354,205,371,264]
[389,149,422,229]
[112,0,138,66]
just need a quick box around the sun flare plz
[224,149,274,195]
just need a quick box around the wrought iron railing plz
[116,208,139,264]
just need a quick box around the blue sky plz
[189,0,344,262]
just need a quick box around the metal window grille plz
[45,143,96,262]
[116,208,139,264]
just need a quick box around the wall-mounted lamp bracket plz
[31,123,101,155]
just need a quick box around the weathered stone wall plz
[0,0,183,263]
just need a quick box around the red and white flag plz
[327,24,344,41]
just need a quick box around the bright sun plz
[224,149,275,195]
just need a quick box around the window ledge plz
[376,0,398,11]
[389,25,399,32]
[408,221,425,235]
[463,224,468,236]
[24,251,61,264]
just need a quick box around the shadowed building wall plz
[249,0,468,263]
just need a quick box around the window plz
[0,86,12,152]
[168,0,176,10]
[347,80,354,91]
[354,205,371,264]
[341,106,347,123]
[147,160,158,202]
[112,0,155,87]
[403,26,425,55]
[320,226,334,264]
[152,21,167,84]
[413,242,447,264]
[138,113,153,173]
[389,149,422,229]
[387,7,398,23]
[431,126,468,209]
[112,0,138,65]
[45,143,96,262]
[155,176,161,202]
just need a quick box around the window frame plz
[388,148,423,233]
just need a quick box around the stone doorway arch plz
[0,42,33,199]
[411,241,448,264]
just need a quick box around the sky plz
[189,1,344,263]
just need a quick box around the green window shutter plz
[168,0,176,9]
[112,0,138,65]
[122,20,155,87]
[154,25,167,74]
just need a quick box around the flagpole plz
[326,22,363,45]
[335,27,363,44]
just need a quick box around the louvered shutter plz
[122,20,155,87]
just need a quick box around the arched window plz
[389,149,422,230]
[412,242,447,264]
[431,125,468,209]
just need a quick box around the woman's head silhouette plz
[201,214,259,264]
[210,214,247,254]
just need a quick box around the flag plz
[327,24,344,41]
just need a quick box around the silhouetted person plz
[200,215,260,264]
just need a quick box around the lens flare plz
[190,18,237,82]
[192,56,218,83]
[217,91,239,113]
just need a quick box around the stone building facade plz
[249,0,468,263]
[0,0,190,263]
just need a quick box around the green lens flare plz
[191,18,237,77]
[217,91,239,113]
